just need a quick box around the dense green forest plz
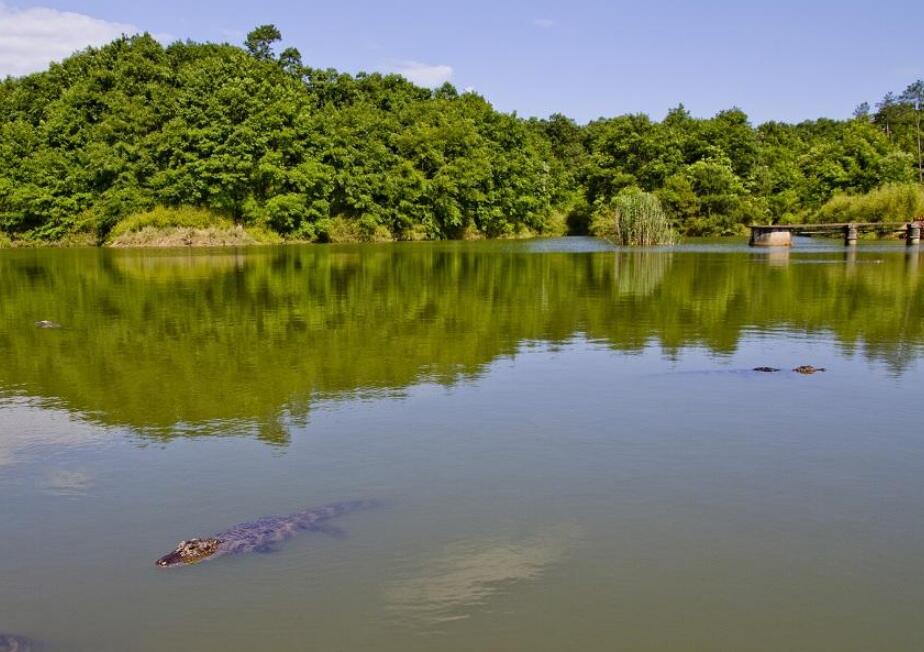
[1,26,922,245]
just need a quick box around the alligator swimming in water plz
[753,365,826,374]
[792,365,826,374]
[673,366,828,378]
[0,634,39,652]
[155,499,378,568]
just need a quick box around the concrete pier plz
[908,222,921,246]
[845,224,858,247]
[749,228,792,247]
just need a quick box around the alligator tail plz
[297,499,381,524]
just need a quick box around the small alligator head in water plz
[155,537,221,568]
[793,365,826,375]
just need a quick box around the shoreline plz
[0,225,555,249]
[1,234,909,250]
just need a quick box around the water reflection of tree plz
[0,244,920,439]
[611,251,672,297]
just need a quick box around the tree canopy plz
[0,26,921,244]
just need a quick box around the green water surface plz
[1,238,922,651]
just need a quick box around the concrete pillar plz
[845,224,858,247]
[749,228,793,247]
[907,222,921,246]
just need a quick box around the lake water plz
[1,237,923,651]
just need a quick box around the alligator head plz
[793,365,826,375]
[155,537,221,568]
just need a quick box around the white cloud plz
[533,18,555,28]
[0,4,139,77]
[390,60,453,87]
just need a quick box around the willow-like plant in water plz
[590,190,676,246]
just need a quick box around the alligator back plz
[215,499,379,556]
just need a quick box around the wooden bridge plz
[749,221,923,247]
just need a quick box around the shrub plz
[265,194,310,234]
[105,206,281,246]
[590,190,676,245]
[315,215,394,243]
[813,183,924,224]
[108,206,229,239]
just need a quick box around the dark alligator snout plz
[155,551,183,568]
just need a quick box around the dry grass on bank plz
[105,207,279,247]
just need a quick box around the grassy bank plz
[0,232,97,248]
[107,225,273,247]
[102,207,278,247]
[0,205,560,248]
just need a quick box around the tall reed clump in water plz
[590,190,676,245]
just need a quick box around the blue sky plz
[1,0,922,124]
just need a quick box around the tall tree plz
[900,80,924,183]
[245,24,282,61]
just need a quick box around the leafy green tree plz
[245,24,282,60]
[899,80,923,183]
[278,47,303,74]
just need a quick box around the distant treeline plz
[1,25,922,244]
